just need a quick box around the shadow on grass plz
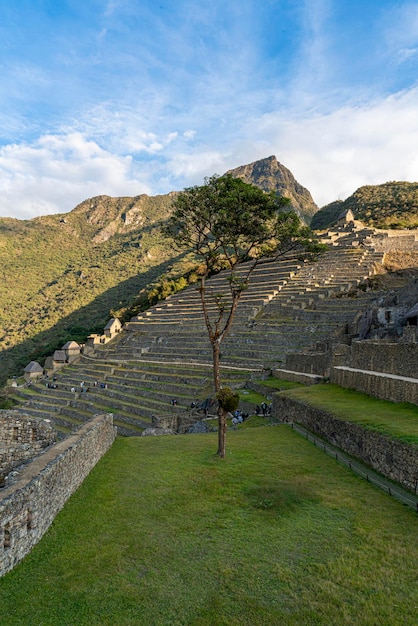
[0,255,183,387]
[244,479,316,513]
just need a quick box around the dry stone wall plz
[330,340,418,405]
[284,351,331,377]
[371,231,418,252]
[274,395,418,493]
[0,412,57,487]
[349,341,418,378]
[331,366,418,405]
[0,414,116,577]
[0,412,56,449]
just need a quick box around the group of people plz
[255,402,272,416]
[67,380,108,393]
[42,375,58,389]
[231,410,249,428]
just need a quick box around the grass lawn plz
[0,427,417,625]
[238,377,303,406]
[282,384,418,445]
[238,389,267,405]
[257,377,303,391]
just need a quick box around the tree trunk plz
[212,339,221,394]
[212,340,226,458]
[217,406,227,459]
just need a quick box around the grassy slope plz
[0,427,417,626]
[311,182,418,229]
[281,384,418,445]
[0,199,185,384]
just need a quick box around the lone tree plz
[162,173,322,458]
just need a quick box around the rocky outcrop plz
[71,193,176,243]
[227,155,318,225]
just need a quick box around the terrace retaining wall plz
[331,367,418,405]
[0,412,57,483]
[349,341,418,378]
[274,395,418,493]
[0,414,116,577]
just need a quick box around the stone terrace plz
[103,227,384,370]
[11,223,390,436]
[12,359,256,436]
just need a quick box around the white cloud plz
[398,47,418,63]
[164,150,228,183]
[146,86,418,209]
[0,133,150,219]
[242,87,418,207]
[2,84,418,220]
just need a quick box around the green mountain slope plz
[311,182,418,230]
[2,161,416,388]
[0,194,181,384]
[0,156,315,385]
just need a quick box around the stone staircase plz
[11,223,389,436]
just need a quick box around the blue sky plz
[1,0,418,219]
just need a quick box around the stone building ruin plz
[0,414,116,577]
[0,412,57,489]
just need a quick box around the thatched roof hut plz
[52,350,67,363]
[23,361,43,382]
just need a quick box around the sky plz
[1,0,418,220]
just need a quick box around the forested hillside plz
[0,156,319,385]
[311,182,418,230]
[0,194,188,385]
[1,159,417,388]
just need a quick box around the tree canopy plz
[162,173,323,457]
[165,174,307,271]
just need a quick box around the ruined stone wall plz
[372,231,418,252]
[274,395,418,493]
[331,366,418,405]
[0,414,116,578]
[349,341,418,378]
[0,412,56,448]
[153,414,181,431]
[283,351,331,377]
[329,340,418,404]
[285,340,418,381]
[0,412,57,484]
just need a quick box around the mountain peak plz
[226,156,318,224]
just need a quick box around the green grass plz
[282,383,418,445]
[240,414,270,428]
[0,427,417,625]
[238,389,267,404]
[238,377,302,405]
[257,376,303,391]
